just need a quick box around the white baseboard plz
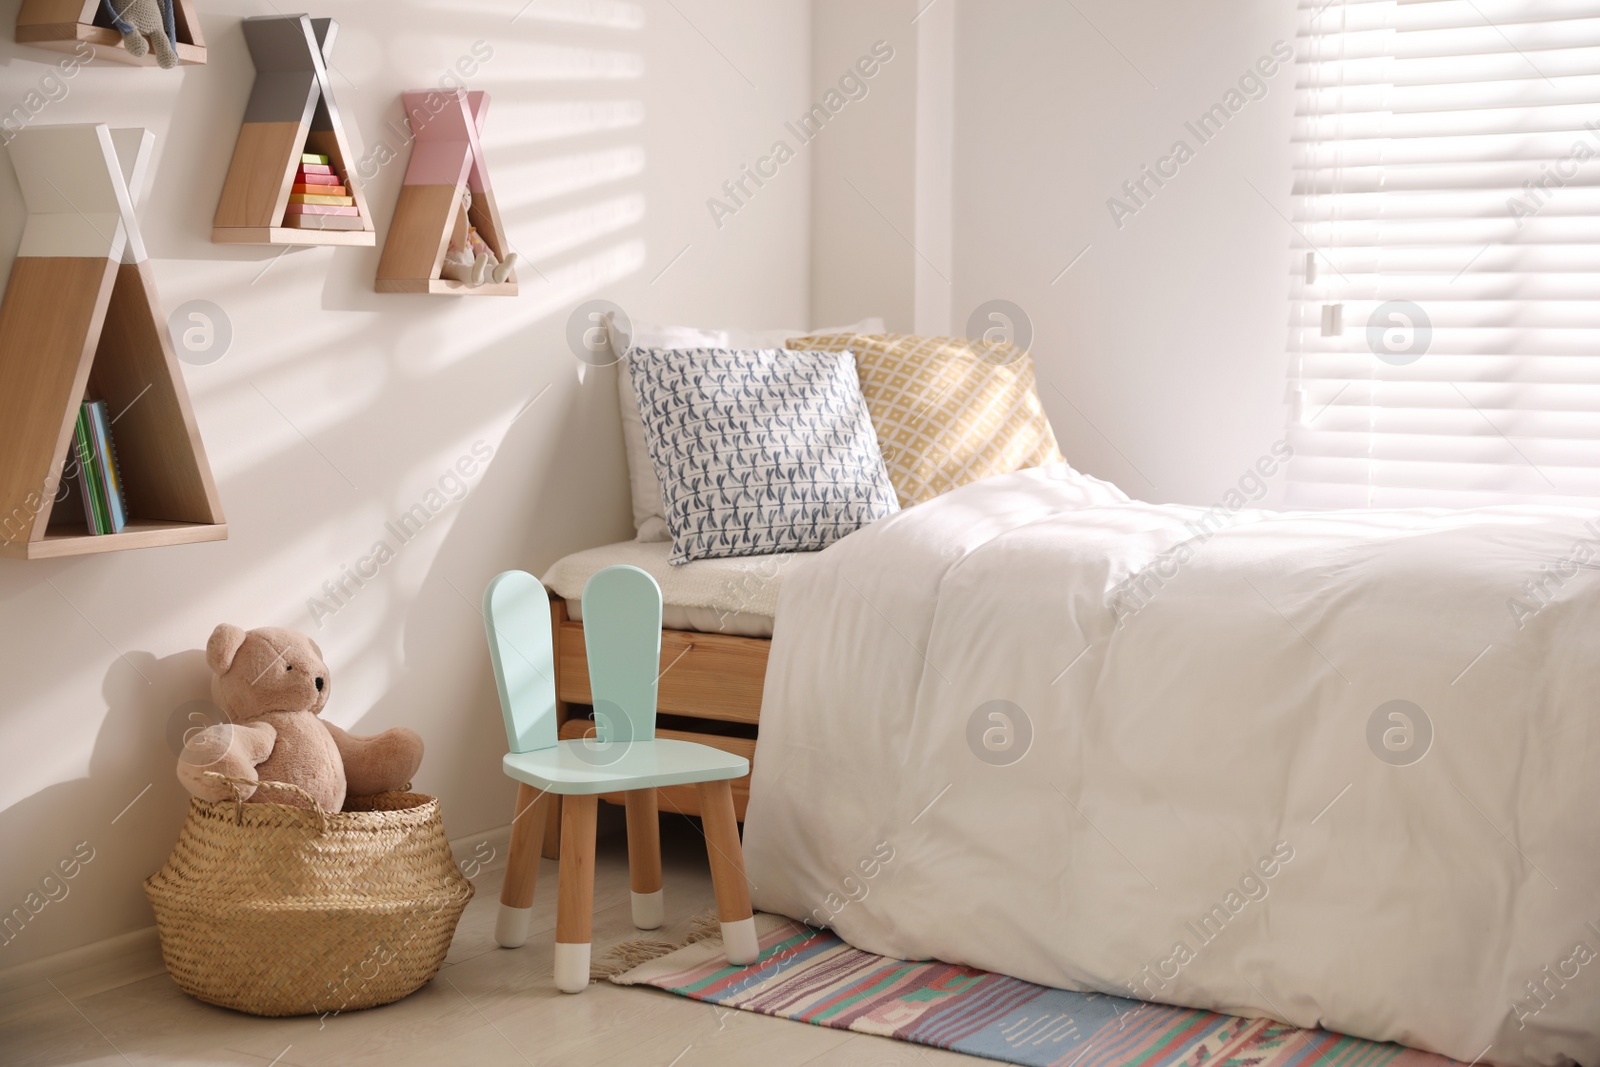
[0,925,162,995]
[0,820,517,993]
[451,821,513,877]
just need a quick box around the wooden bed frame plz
[538,596,771,858]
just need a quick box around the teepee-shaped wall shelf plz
[212,15,374,247]
[0,124,226,560]
[375,90,517,296]
[15,0,206,66]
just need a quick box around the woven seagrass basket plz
[144,777,474,1017]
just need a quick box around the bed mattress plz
[542,540,801,637]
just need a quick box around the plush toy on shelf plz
[100,0,180,69]
[438,191,518,287]
[176,624,424,812]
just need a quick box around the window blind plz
[1285,0,1600,508]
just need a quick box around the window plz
[1286,0,1600,507]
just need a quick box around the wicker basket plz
[145,778,474,1017]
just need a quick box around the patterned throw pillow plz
[629,347,899,564]
[786,332,1065,508]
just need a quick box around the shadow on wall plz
[263,0,652,816]
[341,375,624,812]
[0,649,204,962]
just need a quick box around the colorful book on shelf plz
[288,193,356,206]
[71,410,98,535]
[285,152,361,225]
[73,408,110,535]
[84,400,128,534]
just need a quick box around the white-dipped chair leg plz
[554,942,591,994]
[495,904,532,948]
[696,780,759,968]
[632,889,665,931]
[497,783,548,948]
[625,790,665,931]
[721,916,759,966]
[555,795,599,993]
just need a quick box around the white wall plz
[0,0,811,968]
[808,0,921,332]
[912,0,953,336]
[952,0,1298,506]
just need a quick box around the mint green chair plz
[481,565,757,993]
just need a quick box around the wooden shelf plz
[213,226,374,248]
[15,0,206,66]
[212,16,374,248]
[375,90,517,296]
[376,277,518,296]
[0,125,226,561]
[3,520,228,560]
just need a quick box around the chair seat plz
[502,737,749,795]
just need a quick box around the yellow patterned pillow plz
[786,332,1064,508]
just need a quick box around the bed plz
[540,315,1600,1060]
[739,462,1600,1067]
[535,541,797,856]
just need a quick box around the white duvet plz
[743,464,1600,1067]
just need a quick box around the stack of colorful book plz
[283,152,363,231]
[72,399,128,536]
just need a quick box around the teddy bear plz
[176,625,424,812]
[100,0,180,69]
[438,192,518,287]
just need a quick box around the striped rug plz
[610,914,1465,1067]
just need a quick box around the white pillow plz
[608,316,885,542]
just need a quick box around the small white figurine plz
[439,192,517,287]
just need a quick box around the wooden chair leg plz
[496,783,548,948]
[696,779,758,965]
[625,788,664,930]
[540,794,562,859]
[554,793,598,993]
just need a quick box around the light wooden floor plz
[0,818,985,1066]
